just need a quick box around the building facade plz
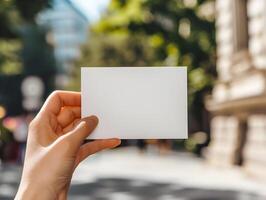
[205,0,266,179]
[38,0,88,74]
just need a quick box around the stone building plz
[205,0,266,179]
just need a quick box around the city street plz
[1,147,266,200]
[1,0,266,199]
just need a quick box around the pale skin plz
[15,91,121,200]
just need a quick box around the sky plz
[71,0,110,22]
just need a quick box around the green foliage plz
[79,33,156,67]
[70,33,157,90]
[0,0,52,75]
[0,40,22,75]
[0,0,20,38]
[0,0,51,38]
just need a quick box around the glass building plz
[38,0,89,74]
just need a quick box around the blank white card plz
[81,67,187,139]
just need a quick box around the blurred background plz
[0,0,266,199]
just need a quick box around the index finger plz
[40,90,81,115]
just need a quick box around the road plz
[0,147,266,200]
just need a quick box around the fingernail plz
[88,115,99,124]
[112,138,121,145]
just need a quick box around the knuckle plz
[28,115,45,131]
[50,90,61,97]
[28,118,38,130]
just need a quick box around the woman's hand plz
[15,91,121,200]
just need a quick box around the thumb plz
[66,116,98,146]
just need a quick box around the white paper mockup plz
[81,67,187,139]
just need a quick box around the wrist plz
[15,182,56,200]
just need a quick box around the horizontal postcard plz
[81,67,187,139]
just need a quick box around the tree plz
[0,0,53,116]
[74,0,216,137]
[0,0,52,74]
[0,0,51,39]
[69,33,156,90]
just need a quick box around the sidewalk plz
[1,147,266,199]
[71,148,266,200]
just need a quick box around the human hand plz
[15,91,121,200]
